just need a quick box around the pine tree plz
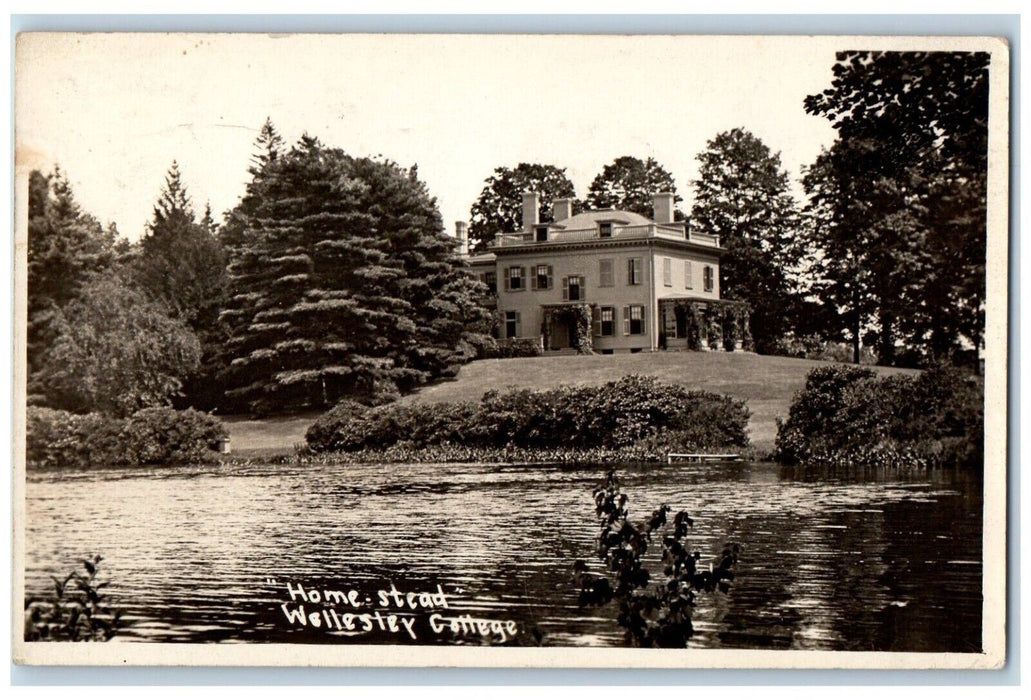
[27,167,119,401]
[220,131,490,413]
[135,162,227,330]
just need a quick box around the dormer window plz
[535,225,549,242]
[599,222,613,238]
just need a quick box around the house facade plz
[460,192,751,354]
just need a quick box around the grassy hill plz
[225,352,915,455]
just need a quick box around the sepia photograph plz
[11,31,1009,669]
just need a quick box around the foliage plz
[37,276,201,417]
[480,337,544,359]
[25,555,122,642]
[27,167,122,403]
[294,444,748,466]
[585,156,684,220]
[122,407,229,465]
[305,375,750,454]
[467,163,580,252]
[774,363,984,468]
[802,51,989,366]
[26,406,226,469]
[690,129,801,353]
[220,127,492,413]
[133,162,228,409]
[574,471,740,647]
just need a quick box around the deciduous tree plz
[803,51,989,365]
[467,163,579,252]
[585,156,683,219]
[38,276,201,417]
[690,129,801,353]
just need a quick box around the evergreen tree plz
[27,167,119,402]
[585,156,684,219]
[221,132,490,413]
[133,162,228,409]
[690,129,801,353]
[134,162,228,331]
[467,163,579,252]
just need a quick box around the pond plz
[24,461,983,651]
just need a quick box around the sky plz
[15,33,848,241]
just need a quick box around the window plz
[599,259,614,287]
[505,311,521,339]
[595,306,615,337]
[481,271,497,295]
[623,304,646,335]
[531,264,553,291]
[627,258,642,285]
[663,257,672,287]
[703,265,714,293]
[505,266,525,291]
[684,261,693,290]
[535,226,549,242]
[563,275,585,301]
[599,222,613,238]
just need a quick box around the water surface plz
[24,461,982,650]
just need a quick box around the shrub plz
[480,338,543,359]
[122,408,227,465]
[26,406,226,469]
[24,555,122,642]
[774,363,984,468]
[305,374,751,455]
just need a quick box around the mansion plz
[459,192,751,354]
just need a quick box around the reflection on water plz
[24,461,982,650]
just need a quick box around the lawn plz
[224,352,915,455]
[403,352,916,453]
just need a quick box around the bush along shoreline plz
[774,363,984,470]
[26,406,227,469]
[302,375,751,463]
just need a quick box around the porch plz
[658,297,752,352]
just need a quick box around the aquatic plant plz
[24,555,122,642]
[574,470,740,647]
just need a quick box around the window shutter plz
[547,265,553,290]
[515,311,521,337]
[530,269,537,290]
[593,306,602,336]
[579,276,586,301]
[640,307,646,334]
[627,259,633,285]
[562,277,569,301]
[503,268,510,292]
[623,306,631,335]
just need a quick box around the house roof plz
[549,209,652,229]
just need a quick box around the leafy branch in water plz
[574,470,740,647]
[25,555,122,642]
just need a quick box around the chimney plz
[653,192,674,224]
[553,197,573,222]
[522,191,540,233]
[455,221,469,256]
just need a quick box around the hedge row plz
[774,364,984,469]
[305,375,750,454]
[27,406,227,469]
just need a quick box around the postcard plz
[12,32,1009,669]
